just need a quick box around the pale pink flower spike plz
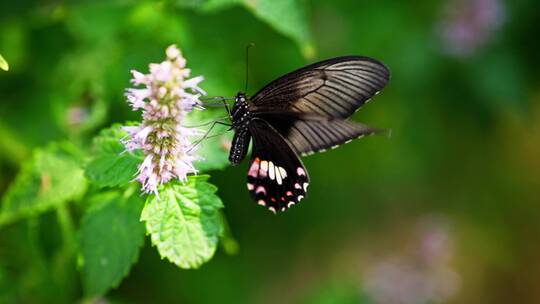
[122,45,205,194]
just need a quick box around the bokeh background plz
[1,0,540,303]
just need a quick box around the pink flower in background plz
[438,0,505,57]
[363,216,461,304]
[122,45,205,194]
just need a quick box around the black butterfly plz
[226,56,390,213]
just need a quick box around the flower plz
[363,216,460,304]
[438,0,505,57]
[122,45,205,194]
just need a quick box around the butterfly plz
[226,56,390,213]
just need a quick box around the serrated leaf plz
[141,175,224,269]
[85,124,143,188]
[201,0,315,58]
[79,192,145,297]
[0,143,87,225]
[0,54,8,71]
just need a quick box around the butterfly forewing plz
[250,56,390,118]
[246,118,309,213]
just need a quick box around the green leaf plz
[175,0,208,8]
[219,211,239,255]
[0,143,87,225]
[201,0,315,58]
[199,0,242,11]
[186,109,232,172]
[85,125,143,188]
[79,191,146,297]
[0,54,8,71]
[141,175,224,269]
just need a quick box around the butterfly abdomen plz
[229,92,253,166]
[229,126,251,165]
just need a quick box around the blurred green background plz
[1,0,540,303]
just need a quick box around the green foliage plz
[187,109,232,172]
[0,143,87,225]
[176,0,208,9]
[201,0,314,57]
[304,280,372,304]
[85,125,143,188]
[141,175,224,269]
[242,0,314,58]
[78,191,146,297]
[0,53,8,71]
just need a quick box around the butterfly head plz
[235,91,247,102]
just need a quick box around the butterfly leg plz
[187,120,232,152]
[199,96,232,117]
[185,116,230,128]
[216,96,232,118]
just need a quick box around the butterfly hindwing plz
[250,56,390,118]
[256,112,385,156]
[246,118,309,213]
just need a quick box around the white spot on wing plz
[261,160,268,172]
[275,167,282,185]
[247,183,254,190]
[297,167,306,176]
[258,200,266,206]
[278,167,287,178]
[268,162,275,180]
[287,202,295,208]
[303,183,309,191]
[268,207,276,214]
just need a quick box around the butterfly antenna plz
[244,42,255,93]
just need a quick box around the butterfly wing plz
[250,56,390,118]
[246,118,309,213]
[256,112,385,156]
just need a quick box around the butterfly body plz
[229,93,252,165]
[227,56,390,213]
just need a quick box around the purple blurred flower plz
[439,0,505,57]
[363,216,461,304]
[122,45,205,194]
